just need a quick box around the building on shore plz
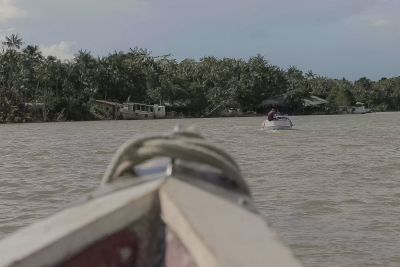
[302,95,328,114]
[120,102,166,119]
[91,100,122,120]
[91,100,167,120]
[163,101,188,118]
[260,94,328,114]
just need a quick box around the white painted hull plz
[351,106,371,114]
[352,109,370,114]
[120,110,154,120]
[262,117,293,130]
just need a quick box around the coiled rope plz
[101,128,249,194]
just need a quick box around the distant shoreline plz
[3,111,398,124]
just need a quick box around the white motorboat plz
[262,116,293,130]
[351,102,371,114]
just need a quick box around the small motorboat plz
[0,128,302,267]
[262,116,293,130]
[351,102,371,114]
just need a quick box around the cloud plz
[0,0,26,21]
[0,27,16,45]
[370,18,390,27]
[344,0,400,32]
[0,27,15,35]
[22,0,142,19]
[0,27,15,33]
[40,41,76,60]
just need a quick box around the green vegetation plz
[0,34,399,122]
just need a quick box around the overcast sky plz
[1,0,399,80]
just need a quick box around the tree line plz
[0,34,399,122]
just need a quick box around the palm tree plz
[2,34,24,51]
[22,45,43,102]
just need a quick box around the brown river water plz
[1,113,400,266]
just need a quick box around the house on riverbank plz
[91,100,167,120]
[260,94,328,114]
[90,100,122,120]
[302,95,328,114]
[120,102,166,119]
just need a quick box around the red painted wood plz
[59,229,139,267]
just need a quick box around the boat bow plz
[0,129,302,267]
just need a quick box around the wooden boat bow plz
[0,129,302,267]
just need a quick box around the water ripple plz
[1,113,400,266]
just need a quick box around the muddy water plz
[1,113,400,266]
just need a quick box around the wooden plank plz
[0,179,164,267]
[160,178,303,267]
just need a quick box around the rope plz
[101,128,249,194]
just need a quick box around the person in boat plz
[267,108,277,121]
